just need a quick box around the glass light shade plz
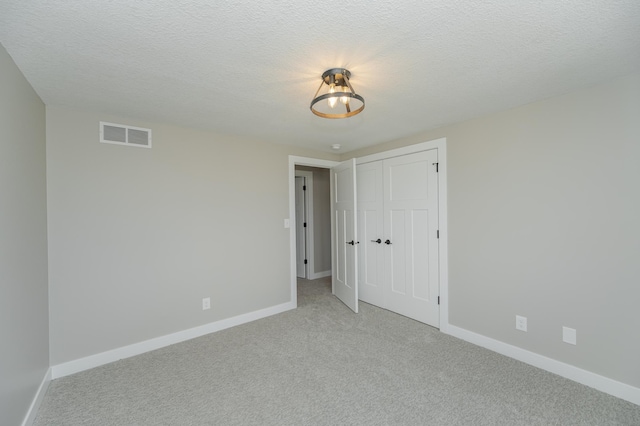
[328,85,337,108]
[340,85,349,105]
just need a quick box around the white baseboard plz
[51,301,296,379]
[21,367,51,426]
[446,324,640,406]
[309,270,331,280]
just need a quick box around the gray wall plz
[46,106,338,365]
[0,44,49,425]
[344,73,640,388]
[295,166,331,274]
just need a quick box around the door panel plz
[384,150,440,327]
[335,209,346,285]
[356,161,385,307]
[411,209,430,301]
[332,159,358,313]
[388,209,407,295]
[388,160,429,201]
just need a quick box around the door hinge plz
[437,230,439,239]
[438,296,440,305]
[304,259,308,264]
[303,185,306,190]
[433,162,439,172]
[303,222,307,228]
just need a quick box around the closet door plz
[357,161,385,308]
[384,150,440,327]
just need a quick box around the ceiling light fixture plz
[310,68,365,119]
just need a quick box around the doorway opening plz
[288,157,339,307]
[294,166,332,282]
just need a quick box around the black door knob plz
[384,239,392,245]
[371,238,382,244]
[346,240,355,245]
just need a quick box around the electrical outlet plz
[202,297,211,310]
[563,326,576,345]
[516,315,527,332]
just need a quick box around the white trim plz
[356,138,446,165]
[289,156,340,169]
[21,367,51,426]
[288,156,340,307]
[51,301,294,379]
[310,270,331,279]
[295,171,314,279]
[434,139,449,333]
[446,325,640,406]
[329,167,336,296]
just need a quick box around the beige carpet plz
[34,277,640,425]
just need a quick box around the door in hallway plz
[295,176,307,278]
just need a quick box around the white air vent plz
[100,122,152,148]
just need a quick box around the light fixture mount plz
[310,68,365,119]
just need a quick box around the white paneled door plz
[356,161,385,308]
[295,176,306,278]
[332,159,358,313]
[357,150,440,327]
[385,150,439,326]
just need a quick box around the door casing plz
[288,157,339,307]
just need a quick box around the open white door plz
[331,159,358,313]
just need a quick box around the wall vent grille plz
[100,122,152,148]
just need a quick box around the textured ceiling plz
[1,1,639,153]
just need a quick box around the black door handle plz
[384,239,392,245]
[347,240,355,245]
[371,239,382,244]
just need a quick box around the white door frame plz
[288,157,340,307]
[295,171,314,279]
[287,137,448,332]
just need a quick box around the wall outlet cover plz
[516,315,527,332]
[202,297,211,310]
